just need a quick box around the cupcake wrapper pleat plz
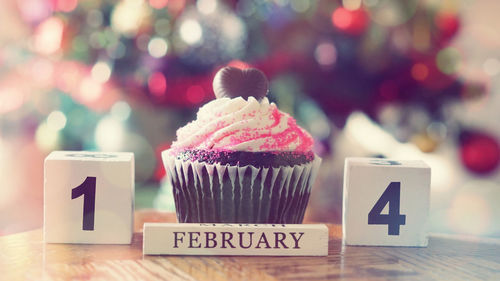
[162,153,322,224]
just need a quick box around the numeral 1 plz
[72,177,96,231]
[368,182,406,235]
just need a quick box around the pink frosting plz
[170,97,314,153]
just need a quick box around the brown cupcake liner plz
[162,152,321,224]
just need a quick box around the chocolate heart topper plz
[212,66,269,100]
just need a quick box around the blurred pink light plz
[54,61,84,93]
[17,0,52,23]
[51,0,79,12]
[186,85,205,104]
[0,85,25,114]
[331,7,368,35]
[411,63,429,81]
[149,0,168,9]
[315,42,337,67]
[332,8,352,29]
[227,60,250,69]
[79,77,103,102]
[148,72,167,98]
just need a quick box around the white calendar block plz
[343,157,430,247]
[44,151,134,244]
[143,223,329,256]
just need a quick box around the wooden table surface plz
[1,210,499,281]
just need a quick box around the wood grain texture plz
[1,210,499,280]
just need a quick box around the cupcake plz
[162,66,321,224]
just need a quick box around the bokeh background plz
[1,0,499,237]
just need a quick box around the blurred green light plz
[436,47,462,75]
[72,36,88,52]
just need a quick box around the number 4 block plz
[343,158,430,247]
[44,151,134,244]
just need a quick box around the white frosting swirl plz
[170,97,313,152]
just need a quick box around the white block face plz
[343,158,430,247]
[44,151,134,244]
[143,223,329,256]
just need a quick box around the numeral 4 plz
[368,182,406,235]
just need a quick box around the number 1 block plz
[343,158,430,247]
[44,151,134,244]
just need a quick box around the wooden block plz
[44,151,134,244]
[143,223,329,256]
[343,157,430,247]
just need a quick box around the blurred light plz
[91,61,112,83]
[31,58,54,85]
[344,111,455,193]
[197,0,217,14]
[155,19,171,36]
[227,60,250,69]
[426,122,447,141]
[332,7,352,29]
[483,58,500,76]
[186,85,205,104]
[460,81,489,112]
[149,0,168,9]
[434,12,460,39]
[331,7,368,35]
[34,17,64,55]
[411,133,438,153]
[121,132,156,181]
[273,0,290,7]
[72,36,88,53]
[449,180,500,236]
[111,101,132,121]
[55,0,78,12]
[0,138,17,208]
[222,14,245,41]
[47,111,67,131]
[345,112,398,153]
[391,29,411,51]
[111,0,151,37]
[449,188,490,236]
[95,116,125,151]
[148,72,167,97]
[363,0,378,7]
[342,0,362,11]
[148,37,168,58]
[436,47,462,75]
[236,1,256,17]
[274,0,288,7]
[460,132,500,174]
[368,0,417,27]
[411,63,429,81]
[179,19,203,45]
[87,10,104,27]
[424,156,454,193]
[106,41,127,59]
[290,0,310,13]
[89,31,106,49]
[136,34,150,51]
[314,42,337,67]
[298,101,331,139]
[412,16,430,51]
[0,86,24,114]
[79,77,103,102]
[17,0,52,23]
[35,122,60,151]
